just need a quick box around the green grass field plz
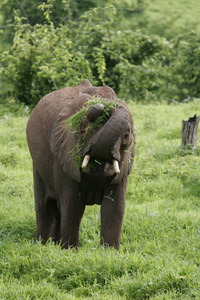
[145,0,200,37]
[119,0,200,38]
[0,101,200,299]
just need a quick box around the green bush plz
[151,30,200,102]
[1,3,200,105]
[0,6,114,105]
[0,4,170,105]
[169,31,200,100]
[103,32,170,101]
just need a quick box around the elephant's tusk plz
[113,160,120,174]
[82,154,90,169]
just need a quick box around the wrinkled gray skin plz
[26,79,135,250]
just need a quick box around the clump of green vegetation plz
[66,97,119,166]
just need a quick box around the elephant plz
[26,79,135,250]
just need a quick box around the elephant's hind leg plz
[33,167,60,243]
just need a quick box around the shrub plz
[1,4,171,105]
[169,31,200,100]
[0,6,115,105]
[103,31,170,101]
[1,3,200,105]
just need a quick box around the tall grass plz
[139,0,200,38]
[0,101,200,299]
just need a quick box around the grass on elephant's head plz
[66,96,120,166]
[0,101,200,299]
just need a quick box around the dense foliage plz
[0,5,160,104]
[0,0,146,47]
[0,0,102,28]
[1,1,200,105]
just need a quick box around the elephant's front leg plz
[100,179,127,250]
[59,182,85,249]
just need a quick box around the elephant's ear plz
[50,106,81,182]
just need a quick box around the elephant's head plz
[50,89,135,183]
[81,104,134,181]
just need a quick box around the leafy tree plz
[0,0,105,26]
[3,2,199,105]
[169,31,200,99]
[0,0,148,48]
[0,5,116,104]
[0,0,107,46]
[0,3,172,105]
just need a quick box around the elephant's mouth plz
[81,155,120,177]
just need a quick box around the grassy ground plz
[145,0,200,37]
[119,0,200,38]
[146,0,200,24]
[0,101,200,299]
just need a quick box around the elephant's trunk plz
[83,106,129,162]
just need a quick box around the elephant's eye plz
[122,132,130,146]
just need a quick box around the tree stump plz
[182,114,200,150]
